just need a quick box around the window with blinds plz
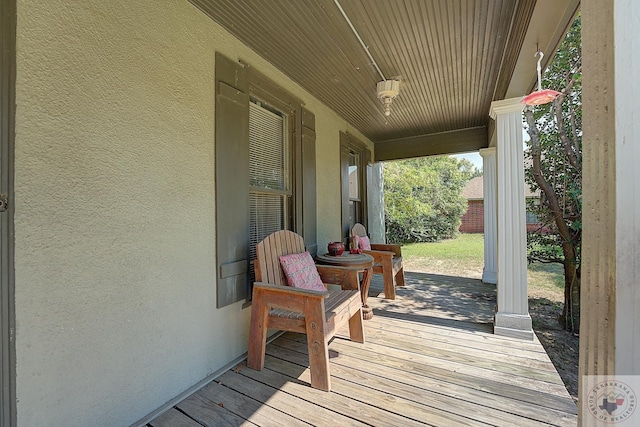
[348,150,362,228]
[249,101,290,280]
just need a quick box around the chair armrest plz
[363,249,395,265]
[315,265,360,291]
[252,282,327,313]
[370,243,402,258]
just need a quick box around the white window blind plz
[249,103,287,190]
[249,102,289,277]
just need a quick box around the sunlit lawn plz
[401,233,564,298]
[403,233,484,259]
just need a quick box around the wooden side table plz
[316,252,375,320]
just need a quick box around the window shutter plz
[215,53,249,308]
[340,132,351,239]
[301,108,317,256]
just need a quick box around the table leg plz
[360,266,373,320]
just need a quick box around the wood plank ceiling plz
[189,0,571,161]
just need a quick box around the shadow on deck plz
[146,271,578,427]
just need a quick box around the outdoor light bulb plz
[384,108,391,116]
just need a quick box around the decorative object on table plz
[327,241,345,256]
[351,223,405,300]
[349,230,362,254]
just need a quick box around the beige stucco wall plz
[14,0,372,425]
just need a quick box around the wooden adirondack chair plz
[247,230,365,391]
[351,223,405,300]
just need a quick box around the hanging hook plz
[534,50,544,92]
[521,46,560,106]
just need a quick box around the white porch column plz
[367,162,385,243]
[479,147,497,284]
[579,1,640,419]
[489,98,533,340]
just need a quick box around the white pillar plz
[580,3,640,424]
[613,0,640,378]
[479,147,497,284]
[489,98,533,340]
[367,162,385,243]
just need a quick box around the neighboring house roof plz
[462,176,485,200]
[462,176,539,201]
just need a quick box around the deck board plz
[176,391,256,426]
[195,380,310,427]
[148,408,202,427]
[147,272,577,427]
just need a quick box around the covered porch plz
[145,274,577,427]
[3,0,640,425]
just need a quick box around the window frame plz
[246,68,303,287]
[340,132,370,239]
[247,98,293,283]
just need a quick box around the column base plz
[482,269,497,284]
[494,312,534,340]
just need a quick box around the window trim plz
[340,132,370,239]
[248,68,302,232]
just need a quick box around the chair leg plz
[247,297,269,371]
[396,266,406,287]
[348,307,365,343]
[305,303,330,391]
[383,267,396,300]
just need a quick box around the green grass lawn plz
[401,233,564,299]
[403,233,484,259]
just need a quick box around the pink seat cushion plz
[359,236,372,251]
[279,252,326,292]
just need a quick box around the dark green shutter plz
[363,147,371,229]
[340,132,351,240]
[215,53,249,308]
[301,108,317,255]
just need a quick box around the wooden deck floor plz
[147,272,578,426]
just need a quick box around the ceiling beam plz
[374,126,488,162]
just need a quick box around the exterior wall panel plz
[13,1,372,425]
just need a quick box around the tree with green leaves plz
[524,15,582,333]
[384,156,475,244]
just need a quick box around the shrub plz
[384,156,472,244]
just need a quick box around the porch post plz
[479,147,497,284]
[580,1,640,424]
[489,98,533,340]
[367,162,385,243]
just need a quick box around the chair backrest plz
[351,223,368,239]
[255,230,306,286]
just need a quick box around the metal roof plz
[189,0,579,161]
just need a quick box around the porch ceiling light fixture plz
[377,79,401,116]
[522,50,561,106]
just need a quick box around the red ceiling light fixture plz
[521,50,561,106]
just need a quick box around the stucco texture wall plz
[14,0,372,425]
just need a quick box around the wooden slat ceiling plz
[189,0,578,160]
